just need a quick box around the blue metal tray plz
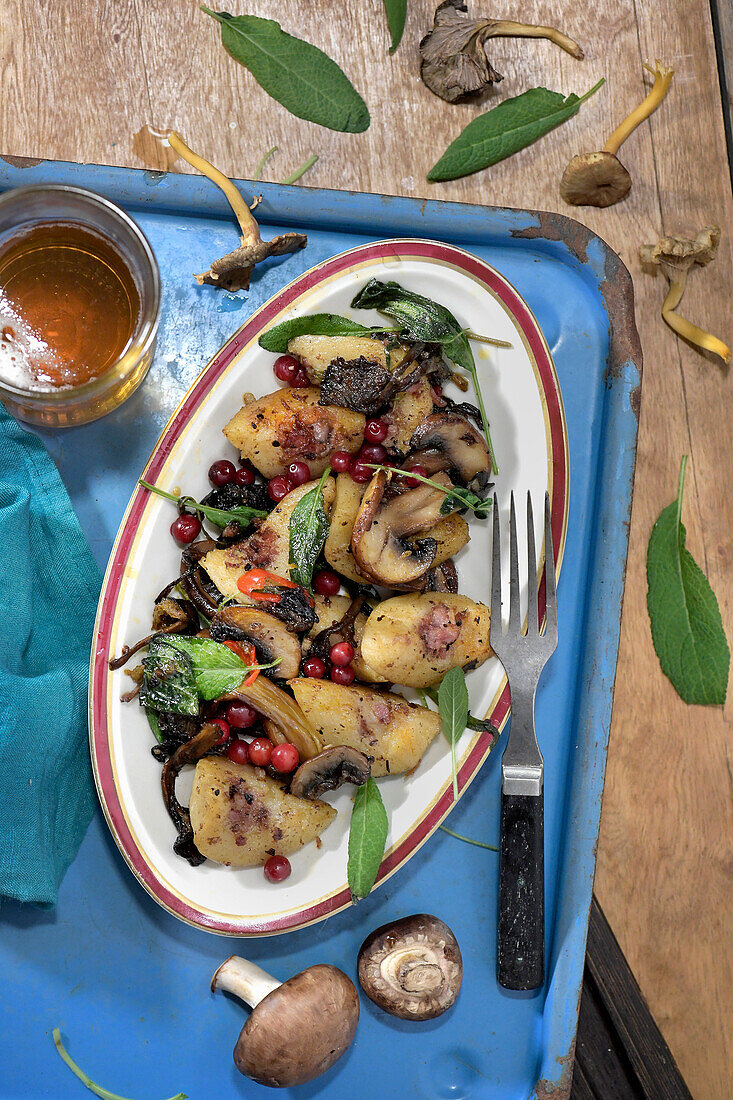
[0,158,641,1100]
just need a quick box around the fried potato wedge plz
[203,477,335,597]
[288,334,389,381]
[360,593,492,687]
[324,473,370,583]
[190,757,336,867]
[384,379,434,452]
[289,679,441,777]
[223,387,364,478]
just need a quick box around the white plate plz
[89,239,568,935]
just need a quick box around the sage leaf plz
[352,279,497,471]
[139,637,199,716]
[289,468,331,589]
[438,666,469,799]
[259,313,379,353]
[139,480,266,530]
[202,8,370,133]
[382,0,407,53]
[348,778,388,900]
[647,456,729,705]
[167,636,270,700]
[427,79,605,182]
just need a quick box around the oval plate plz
[89,239,568,936]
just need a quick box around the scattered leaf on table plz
[382,0,408,53]
[646,456,729,705]
[427,79,604,182]
[348,778,388,900]
[201,8,370,133]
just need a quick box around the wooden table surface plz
[2,1,731,1094]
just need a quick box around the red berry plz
[349,459,373,483]
[313,569,340,596]
[303,656,326,678]
[358,443,387,465]
[286,461,311,486]
[329,641,355,667]
[210,717,230,745]
[270,743,300,773]
[248,737,273,767]
[268,475,294,502]
[225,701,258,729]
[291,368,310,388]
[330,664,355,685]
[170,514,201,544]
[209,460,236,487]
[264,854,291,883]
[235,466,255,486]
[364,418,388,443]
[273,354,300,384]
[226,739,250,765]
[404,463,428,488]
[330,450,352,474]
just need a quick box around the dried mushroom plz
[560,61,673,207]
[639,227,730,364]
[420,0,584,104]
[160,130,306,291]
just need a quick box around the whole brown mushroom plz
[560,61,673,208]
[212,955,359,1088]
[358,914,463,1020]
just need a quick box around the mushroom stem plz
[212,955,281,1008]
[165,130,260,245]
[603,61,674,155]
[661,274,731,363]
[485,21,584,60]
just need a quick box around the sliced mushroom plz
[358,914,463,1020]
[409,412,492,489]
[228,675,323,760]
[210,605,302,679]
[212,955,359,1087]
[351,470,456,588]
[290,746,372,800]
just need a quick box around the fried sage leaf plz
[139,636,199,716]
[348,777,389,901]
[202,8,370,133]
[647,456,729,705]
[383,0,408,53]
[427,80,604,182]
[289,468,331,589]
[259,313,382,353]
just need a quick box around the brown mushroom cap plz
[358,914,463,1020]
[290,745,372,800]
[559,151,632,208]
[409,412,492,489]
[233,964,359,1087]
[210,604,302,679]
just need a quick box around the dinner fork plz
[490,491,558,990]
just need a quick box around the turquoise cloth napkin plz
[0,405,101,907]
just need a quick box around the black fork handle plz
[497,788,545,990]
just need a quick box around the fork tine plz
[508,491,521,634]
[543,491,558,641]
[490,493,502,634]
[526,492,538,636]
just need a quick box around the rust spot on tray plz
[535,1038,576,1099]
[512,212,592,265]
[1,155,44,169]
[629,383,641,421]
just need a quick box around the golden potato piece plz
[289,679,441,776]
[202,477,335,597]
[306,594,385,683]
[360,593,492,687]
[422,513,469,566]
[384,379,434,452]
[190,757,336,867]
[223,388,364,478]
[288,334,388,381]
[324,473,370,584]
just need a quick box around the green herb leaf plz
[382,0,407,53]
[438,666,469,799]
[53,1028,187,1100]
[289,468,331,589]
[363,464,491,517]
[351,279,497,471]
[646,456,729,705]
[139,480,266,530]
[347,778,388,900]
[167,636,273,700]
[139,636,199,716]
[201,9,370,133]
[146,708,164,744]
[424,685,499,735]
[258,313,381,353]
[427,79,605,182]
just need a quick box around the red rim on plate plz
[89,239,568,935]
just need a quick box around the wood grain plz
[0,1,731,1094]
